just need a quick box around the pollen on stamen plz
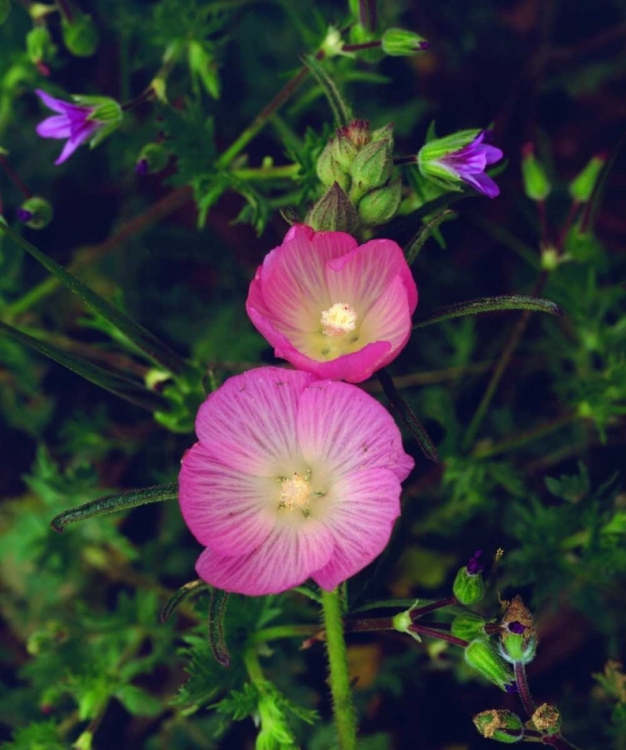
[278,472,312,514]
[321,302,357,337]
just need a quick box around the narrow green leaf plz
[50,482,178,532]
[377,368,439,462]
[413,295,563,329]
[160,579,210,624]
[404,209,456,264]
[0,223,190,377]
[0,320,167,413]
[302,53,351,127]
[208,588,230,667]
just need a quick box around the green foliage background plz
[0,0,625,748]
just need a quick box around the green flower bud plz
[26,26,56,66]
[72,95,123,147]
[540,245,560,271]
[61,13,99,57]
[135,143,169,176]
[451,612,488,641]
[188,40,220,100]
[370,122,395,149]
[381,28,429,56]
[331,128,359,171]
[498,595,538,665]
[305,182,359,234]
[453,550,485,605]
[16,196,53,229]
[473,709,524,743]
[317,142,351,191]
[531,703,561,736]
[465,638,516,692]
[357,176,401,226]
[521,143,551,201]
[342,118,371,149]
[349,140,394,204]
[569,153,606,204]
[392,600,422,643]
[0,0,11,25]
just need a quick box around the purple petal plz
[35,89,68,114]
[461,171,500,198]
[36,115,71,139]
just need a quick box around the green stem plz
[472,411,577,459]
[230,163,300,181]
[252,624,318,643]
[215,51,324,169]
[321,588,358,750]
[461,273,549,451]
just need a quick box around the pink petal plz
[54,137,84,165]
[194,516,335,595]
[325,238,417,315]
[358,275,413,359]
[258,228,357,331]
[36,115,71,139]
[297,379,415,481]
[195,367,315,475]
[312,468,402,590]
[178,442,277,555]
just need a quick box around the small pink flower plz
[178,367,414,596]
[246,225,418,383]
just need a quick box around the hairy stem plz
[321,588,358,750]
[514,661,536,717]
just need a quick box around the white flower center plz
[320,302,357,337]
[278,472,313,516]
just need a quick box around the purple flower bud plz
[466,550,484,575]
[508,621,526,635]
[16,207,34,223]
[135,158,149,176]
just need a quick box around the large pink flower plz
[178,367,414,596]
[246,225,418,383]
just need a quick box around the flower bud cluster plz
[309,119,401,229]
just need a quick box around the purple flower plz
[417,129,504,199]
[466,549,485,575]
[35,89,122,165]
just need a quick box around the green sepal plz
[452,565,484,605]
[413,295,563,329]
[465,638,515,692]
[0,223,190,377]
[208,588,230,667]
[26,25,56,65]
[381,28,429,56]
[0,320,168,413]
[305,182,359,233]
[160,579,210,624]
[451,612,488,641]
[188,40,221,99]
[377,367,439,462]
[50,482,178,532]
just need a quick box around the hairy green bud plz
[16,196,53,229]
[451,612,488,641]
[569,153,606,203]
[349,139,394,204]
[61,13,99,57]
[521,143,551,201]
[465,638,516,692]
[531,703,561,736]
[73,95,123,147]
[357,177,401,226]
[473,709,524,743]
[317,142,351,191]
[305,182,359,234]
[382,28,429,56]
[452,550,485,605]
[498,595,538,665]
[135,143,169,175]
